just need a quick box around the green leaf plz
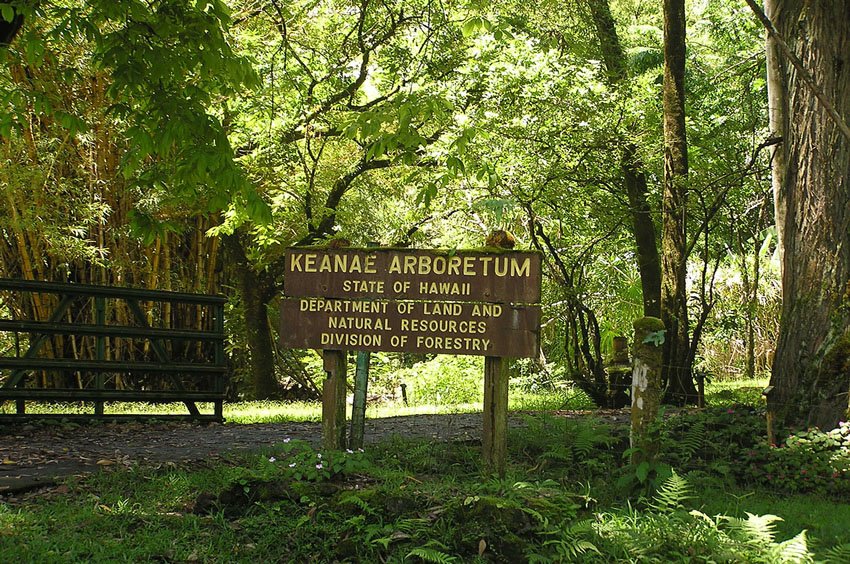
[635,461,650,483]
[643,330,666,346]
[0,5,14,23]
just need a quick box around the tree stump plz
[631,317,665,464]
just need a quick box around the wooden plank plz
[322,350,347,450]
[483,356,508,477]
[280,298,540,358]
[284,248,542,304]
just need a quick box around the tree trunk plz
[222,234,279,399]
[587,0,662,319]
[624,148,662,318]
[660,0,697,405]
[766,0,850,429]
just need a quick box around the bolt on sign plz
[281,248,542,358]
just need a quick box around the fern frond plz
[406,547,458,563]
[822,542,850,564]
[536,519,599,562]
[770,529,811,563]
[679,419,705,461]
[395,518,431,534]
[338,493,375,515]
[649,471,692,512]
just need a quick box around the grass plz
[5,379,849,561]
[0,384,595,423]
[695,485,850,550]
[2,400,849,562]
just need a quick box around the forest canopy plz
[0,0,847,428]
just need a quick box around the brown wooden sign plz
[284,248,541,304]
[280,298,540,357]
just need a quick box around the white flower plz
[268,456,276,463]
[283,438,291,443]
[317,453,322,459]
[316,463,323,470]
[289,462,296,468]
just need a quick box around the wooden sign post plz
[483,356,508,475]
[281,245,542,473]
[322,350,347,450]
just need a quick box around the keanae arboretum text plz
[281,248,542,357]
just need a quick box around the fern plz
[678,419,705,462]
[649,471,692,512]
[769,530,811,563]
[570,420,615,458]
[720,512,781,546]
[537,519,600,562]
[394,517,431,535]
[338,493,375,515]
[822,542,850,564]
[406,546,458,563]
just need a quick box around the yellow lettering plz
[495,257,509,277]
[290,253,304,272]
[304,253,317,272]
[349,255,362,273]
[364,254,377,274]
[318,254,333,272]
[417,256,432,275]
[389,255,402,273]
[448,256,462,276]
[463,256,476,276]
[432,256,446,275]
[511,257,531,277]
[404,255,417,274]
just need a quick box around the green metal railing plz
[0,279,227,422]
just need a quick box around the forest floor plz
[0,409,631,497]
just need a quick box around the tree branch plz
[743,0,850,142]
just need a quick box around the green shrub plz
[399,355,484,406]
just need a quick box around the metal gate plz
[0,279,227,422]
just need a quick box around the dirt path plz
[0,413,491,495]
[0,409,632,497]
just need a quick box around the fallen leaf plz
[478,539,487,556]
[2,458,15,465]
[96,459,114,466]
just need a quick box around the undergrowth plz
[3,382,849,561]
[3,402,850,562]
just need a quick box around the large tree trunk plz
[223,234,280,399]
[765,0,850,429]
[660,0,697,404]
[586,0,662,319]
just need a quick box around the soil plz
[0,410,630,497]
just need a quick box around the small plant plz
[592,474,815,562]
[738,422,850,497]
[266,439,370,482]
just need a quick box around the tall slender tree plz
[660,0,697,404]
[586,0,662,320]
